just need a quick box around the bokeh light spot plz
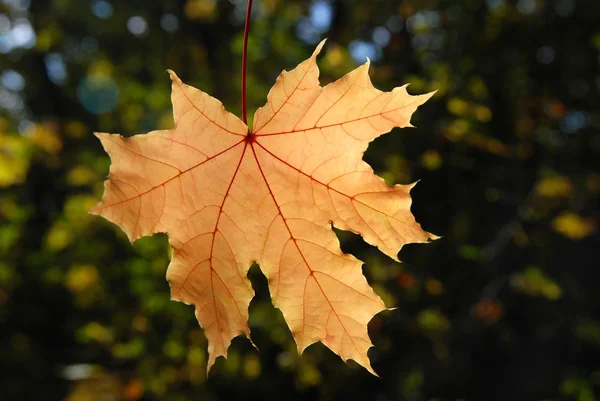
[91,0,113,19]
[296,19,320,44]
[349,40,381,64]
[373,26,391,47]
[45,53,67,85]
[517,0,537,15]
[3,18,36,51]
[127,16,148,37]
[1,70,25,91]
[296,0,333,44]
[77,73,119,114]
[0,89,23,113]
[160,14,179,32]
[560,111,589,134]
[310,1,332,33]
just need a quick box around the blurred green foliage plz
[0,0,599,400]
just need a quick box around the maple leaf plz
[91,40,436,374]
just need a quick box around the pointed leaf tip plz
[166,69,181,84]
[312,38,327,57]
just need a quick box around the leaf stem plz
[241,0,253,126]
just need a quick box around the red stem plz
[241,0,253,126]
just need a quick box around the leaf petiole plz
[241,0,253,127]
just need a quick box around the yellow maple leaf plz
[91,41,436,374]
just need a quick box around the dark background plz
[1,0,599,400]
